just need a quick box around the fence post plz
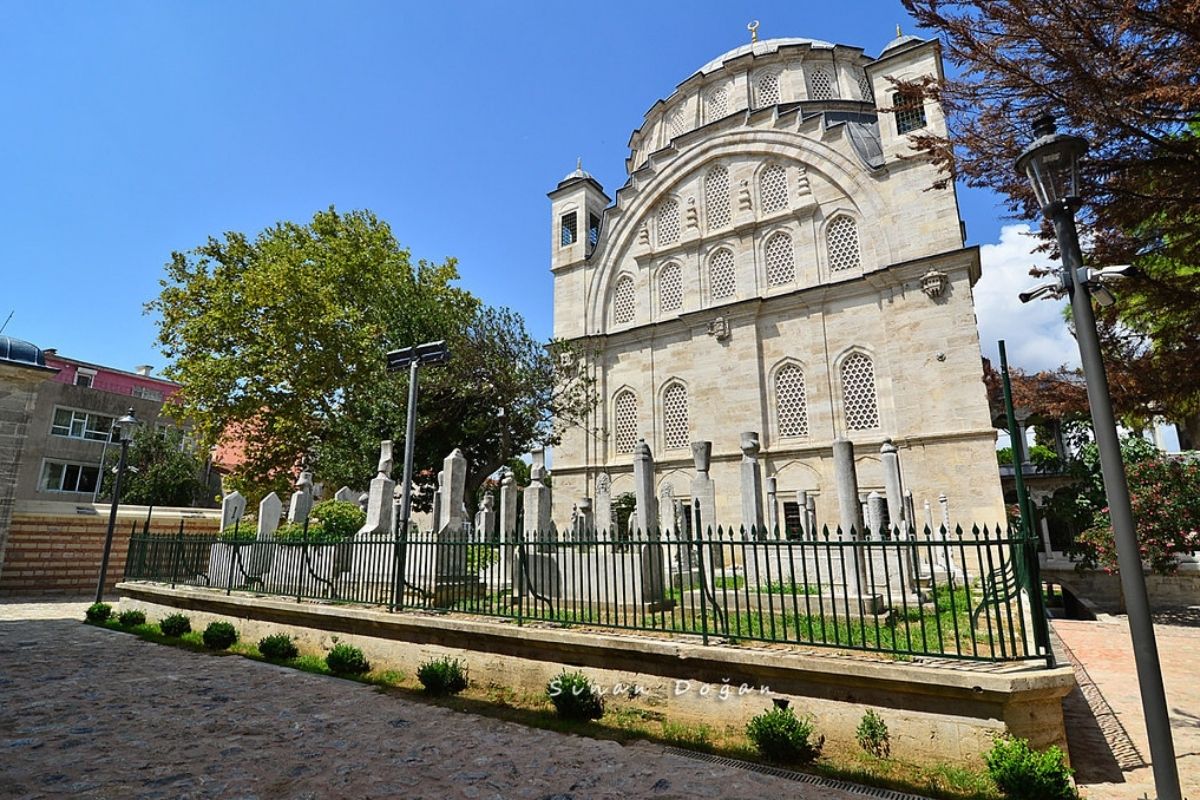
[1021,526,1055,666]
[694,502,708,646]
[170,527,182,589]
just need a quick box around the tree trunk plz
[1176,412,1200,452]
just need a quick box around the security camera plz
[1089,284,1117,307]
[1018,281,1064,303]
[1087,265,1138,282]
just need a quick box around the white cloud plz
[974,224,1080,372]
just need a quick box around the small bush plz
[547,670,604,721]
[273,520,323,543]
[202,621,238,650]
[159,613,192,637]
[258,633,299,661]
[85,602,112,624]
[326,643,370,676]
[985,736,1078,800]
[310,500,366,542]
[117,609,146,627]
[856,709,890,758]
[417,657,468,696]
[746,705,824,765]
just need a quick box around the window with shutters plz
[657,198,680,247]
[826,215,861,272]
[775,363,809,438]
[612,275,636,325]
[765,231,795,286]
[841,351,880,430]
[662,382,689,450]
[704,165,730,230]
[613,390,638,454]
[708,248,736,301]
[658,261,682,313]
[760,163,788,213]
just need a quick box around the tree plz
[149,207,478,495]
[901,1,1200,436]
[99,426,209,508]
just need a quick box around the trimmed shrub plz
[273,520,324,544]
[746,705,824,765]
[202,621,238,650]
[985,736,1078,800]
[117,609,146,627]
[547,670,604,721]
[159,613,192,637]
[417,657,468,696]
[85,602,112,624]
[326,643,370,676]
[310,500,366,542]
[258,633,299,661]
[856,709,890,758]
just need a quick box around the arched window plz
[760,164,788,213]
[841,352,880,430]
[667,105,687,138]
[657,198,680,247]
[856,71,874,103]
[827,215,861,272]
[704,165,730,230]
[765,231,795,286]
[658,261,682,313]
[612,275,636,324]
[808,66,835,100]
[708,248,736,301]
[754,71,780,107]
[705,85,728,121]
[775,363,809,438]
[662,382,689,450]
[613,390,638,454]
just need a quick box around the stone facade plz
[549,34,1004,531]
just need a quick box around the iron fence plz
[123,522,1053,665]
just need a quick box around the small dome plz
[0,334,47,367]
[880,32,926,55]
[562,163,593,183]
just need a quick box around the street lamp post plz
[1016,113,1181,800]
[95,408,139,604]
[385,340,450,611]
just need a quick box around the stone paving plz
[0,599,868,800]
[1054,612,1200,800]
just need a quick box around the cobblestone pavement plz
[0,601,870,800]
[1054,613,1200,800]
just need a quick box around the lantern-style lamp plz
[1014,112,1088,213]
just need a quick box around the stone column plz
[766,476,779,538]
[867,491,887,538]
[430,471,444,535]
[739,432,764,539]
[880,439,905,537]
[333,486,355,503]
[594,473,612,540]
[832,438,862,539]
[498,469,518,541]
[938,493,951,535]
[220,491,246,533]
[288,472,314,524]
[632,439,658,537]
[575,497,593,540]
[248,491,283,576]
[474,492,496,543]
[658,482,676,537]
[433,448,481,603]
[689,441,721,567]
[523,463,552,540]
[805,493,817,540]
[438,450,466,536]
[358,440,395,536]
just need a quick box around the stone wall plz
[0,501,219,596]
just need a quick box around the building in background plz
[549,31,1005,530]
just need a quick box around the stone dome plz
[691,37,837,77]
[0,334,48,367]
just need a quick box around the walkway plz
[0,600,871,800]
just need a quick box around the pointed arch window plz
[613,390,638,454]
[775,363,809,438]
[765,231,795,286]
[841,352,880,430]
[754,71,780,107]
[704,165,730,230]
[657,198,680,247]
[827,215,861,272]
[808,66,835,101]
[612,275,636,324]
[760,163,788,213]
[658,261,682,313]
[705,85,729,121]
[708,248,736,301]
[667,106,687,138]
[662,382,689,450]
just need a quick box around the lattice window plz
[841,352,880,430]
[613,390,638,454]
[775,363,809,438]
[667,106,687,138]
[662,382,689,450]
[612,275,636,324]
[856,71,874,102]
[706,85,728,121]
[809,66,834,100]
[708,248,736,301]
[658,261,682,313]
[765,231,795,286]
[893,92,927,134]
[657,198,680,247]
[754,71,780,107]
[704,165,730,230]
[760,163,788,213]
[827,215,861,272]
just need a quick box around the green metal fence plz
[123,522,1053,666]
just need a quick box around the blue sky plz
[0,1,1071,376]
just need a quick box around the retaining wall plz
[118,581,1077,768]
